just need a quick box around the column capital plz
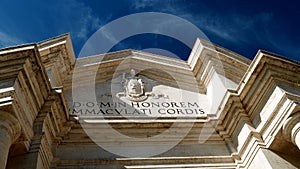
[0,110,21,143]
[283,111,300,147]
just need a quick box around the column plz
[291,122,300,149]
[283,112,300,150]
[0,111,21,169]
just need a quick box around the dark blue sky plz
[0,0,299,61]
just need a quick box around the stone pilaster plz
[248,148,297,169]
[283,112,300,150]
[0,111,21,169]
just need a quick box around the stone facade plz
[0,34,299,169]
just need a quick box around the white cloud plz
[0,31,24,48]
[131,1,237,42]
[131,1,275,45]
[0,0,105,50]
[132,0,158,10]
[54,0,105,41]
[76,9,101,39]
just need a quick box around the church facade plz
[0,34,299,169]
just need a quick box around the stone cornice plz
[38,34,76,88]
[38,33,75,67]
[67,50,204,92]
[75,50,187,68]
[53,156,236,169]
[0,44,51,95]
[237,50,299,98]
[188,38,250,86]
[70,38,251,94]
[214,50,300,167]
[0,45,51,141]
[0,36,72,166]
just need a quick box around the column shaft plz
[291,122,300,149]
[0,126,12,169]
[0,111,21,169]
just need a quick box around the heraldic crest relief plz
[121,69,148,102]
[115,69,169,102]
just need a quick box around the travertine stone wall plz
[248,148,297,169]
[0,34,74,169]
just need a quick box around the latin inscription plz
[71,101,206,117]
